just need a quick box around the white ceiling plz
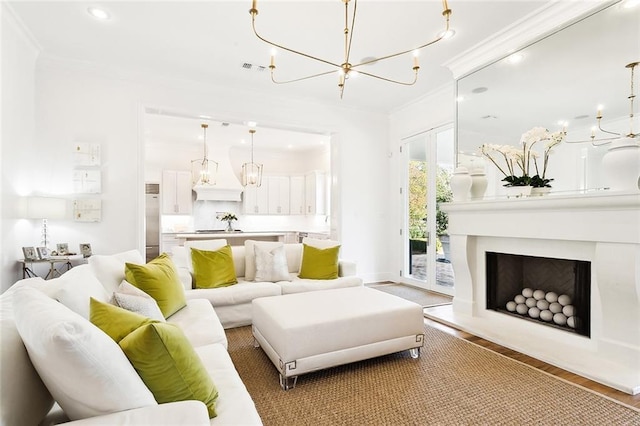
[9,0,548,113]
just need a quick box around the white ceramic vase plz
[469,169,488,200]
[450,167,472,202]
[530,187,551,196]
[601,137,640,192]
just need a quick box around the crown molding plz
[443,1,615,80]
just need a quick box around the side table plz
[19,255,85,280]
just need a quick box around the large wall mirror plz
[456,2,639,196]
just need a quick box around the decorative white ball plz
[525,297,537,308]
[540,310,553,322]
[558,294,572,306]
[545,292,558,303]
[549,302,563,314]
[533,289,546,300]
[562,305,576,317]
[516,304,528,315]
[506,301,517,312]
[514,295,526,304]
[553,313,567,326]
[567,316,579,329]
[522,288,534,298]
[536,300,550,310]
[528,307,541,319]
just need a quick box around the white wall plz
[388,85,456,284]
[1,50,392,288]
[1,4,41,290]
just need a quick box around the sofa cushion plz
[255,244,291,282]
[119,322,219,418]
[53,264,110,319]
[194,343,263,425]
[167,299,229,349]
[183,239,228,273]
[184,280,282,307]
[191,245,238,289]
[90,298,153,342]
[88,249,145,294]
[12,286,156,421]
[280,276,364,294]
[125,253,186,318]
[302,237,340,249]
[112,280,165,321]
[0,279,54,426]
[299,244,340,279]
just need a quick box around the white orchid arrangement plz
[480,127,565,187]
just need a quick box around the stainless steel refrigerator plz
[145,183,160,262]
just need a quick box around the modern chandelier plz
[191,123,218,185]
[249,0,453,98]
[242,129,263,187]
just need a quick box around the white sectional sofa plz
[172,239,363,328]
[0,250,262,426]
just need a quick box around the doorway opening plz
[402,125,455,296]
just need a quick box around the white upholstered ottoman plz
[252,286,425,390]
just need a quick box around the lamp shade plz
[23,197,67,219]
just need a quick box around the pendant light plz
[242,129,263,187]
[191,123,218,185]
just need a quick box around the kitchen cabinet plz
[305,171,326,215]
[289,175,305,215]
[161,170,192,215]
[243,182,269,214]
[161,233,185,255]
[267,176,290,215]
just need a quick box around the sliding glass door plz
[402,125,455,296]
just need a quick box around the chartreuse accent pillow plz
[124,253,186,318]
[191,245,238,289]
[89,298,153,343]
[298,243,340,279]
[119,322,219,418]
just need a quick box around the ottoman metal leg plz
[409,347,421,359]
[253,338,260,348]
[279,374,298,391]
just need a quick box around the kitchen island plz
[161,231,293,253]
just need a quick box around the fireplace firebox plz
[486,252,591,337]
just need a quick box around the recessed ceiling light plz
[505,53,524,64]
[623,0,639,9]
[87,7,110,21]
[456,96,465,102]
[245,121,257,128]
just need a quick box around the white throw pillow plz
[12,286,157,421]
[112,281,166,322]
[54,265,110,319]
[88,250,145,294]
[244,240,284,281]
[255,245,291,282]
[184,239,228,273]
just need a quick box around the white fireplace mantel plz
[436,192,640,394]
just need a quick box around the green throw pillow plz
[298,244,340,279]
[119,322,218,418]
[125,253,186,318]
[191,245,238,289]
[89,298,153,343]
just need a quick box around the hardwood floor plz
[424,316,640,409]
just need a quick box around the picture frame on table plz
[80,243,92,258]
[36,247,50,260]
[56,243,69,255]
[22,247,37,261]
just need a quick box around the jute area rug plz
[226,325,640,426]
[367,283,453,308]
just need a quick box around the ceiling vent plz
[241,63,267,72]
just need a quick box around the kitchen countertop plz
[173,231,287,238]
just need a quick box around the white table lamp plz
[24,197,67,248]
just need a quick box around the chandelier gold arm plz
[250,0,452,96]
[270,69,339,85]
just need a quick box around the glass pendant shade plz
[191,123,218,185]
[242,129,263,187]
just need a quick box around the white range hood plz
[193,145,243,202]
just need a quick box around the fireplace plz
[485,252,591,337]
